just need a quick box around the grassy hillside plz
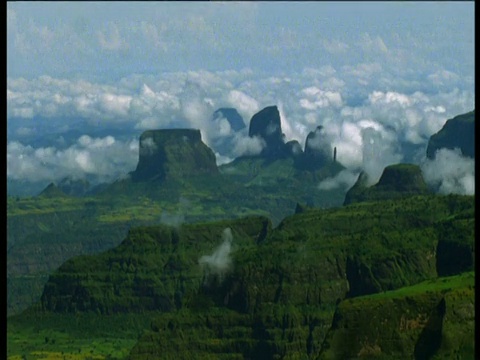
[319,271,474,359]
[7,194,474,359]
[7,158,348,316]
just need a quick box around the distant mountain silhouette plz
[426,110,474,159]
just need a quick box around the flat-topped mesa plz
[344,164,430,205]
[375,163,429,192]
[131,129,219,182]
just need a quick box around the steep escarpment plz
[297,125,335,170]
[248,106,291,159]
[41,216,272,314]
[319,272,474,359]
[33,194,474,359]
[426,110,475,159]
[344,164,430,205]
[131,129,219,182]
[212,107,245,132]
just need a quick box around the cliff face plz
[131,129,219,182]
[304,126,332,163]
[319,273,474,359]
[248,106,289,159]
[35,195,474,359]
[426,110,475,159]
[212,108,245,132]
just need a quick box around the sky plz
[7,1,475,196]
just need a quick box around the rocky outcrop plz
[344,164,430,205]
[296,126,334,170]
[131,129,219,182]
[248,106,289,159]
[212,108,245,132]
[426,110,475,159]
[210,108,246,157]
[304,126,332,164]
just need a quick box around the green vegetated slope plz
[319,271,474,360]
[8,194,474,359]
[7,156,345,316]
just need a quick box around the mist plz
[421,148,475,195]
[198,228,234,282]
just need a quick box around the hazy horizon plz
[7,1,475,196]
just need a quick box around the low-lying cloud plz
[421,148,475,195]
[318,169,361,191]
[6,66,475,195]
[7,135,139,185]
[199,228,234,282]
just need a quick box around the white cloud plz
[299,86,343,110]
[140,21,168,51]
[7,136,139,184]
[214,152,234,166]
[361,126,403,185]
[368,91,411,107]
[139,137,157,156]
[232,135,265,157]
[428,69,460,86]
[323,39,349,54]
[227,90,259,122]
[359,33,388,54]
[97,22,129,51]
[421,148,475,195]
[98,93,132,116]
[318,169,360,191]
[199,228,234,281]
[6,66,475,191]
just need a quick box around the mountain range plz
[7,107,475,359]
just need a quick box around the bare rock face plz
[212,108,245,132]
[248,106,289,159]
[426,110,474,159]
[131,129,219,182]
[302,125,333,169]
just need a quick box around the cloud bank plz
[421,149,475,196]
[7,67,475,195]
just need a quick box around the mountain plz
[8,108,470,320]
[11,194,473,359]
[344,163,430,205]
[426,110,475,159]
[38,183,67,198]
[212,107,245,132]
[209,107,246,157]
[57,177,91,196]
[131,129,219,182]
[296,125,335,170]
[248,105,291,159]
